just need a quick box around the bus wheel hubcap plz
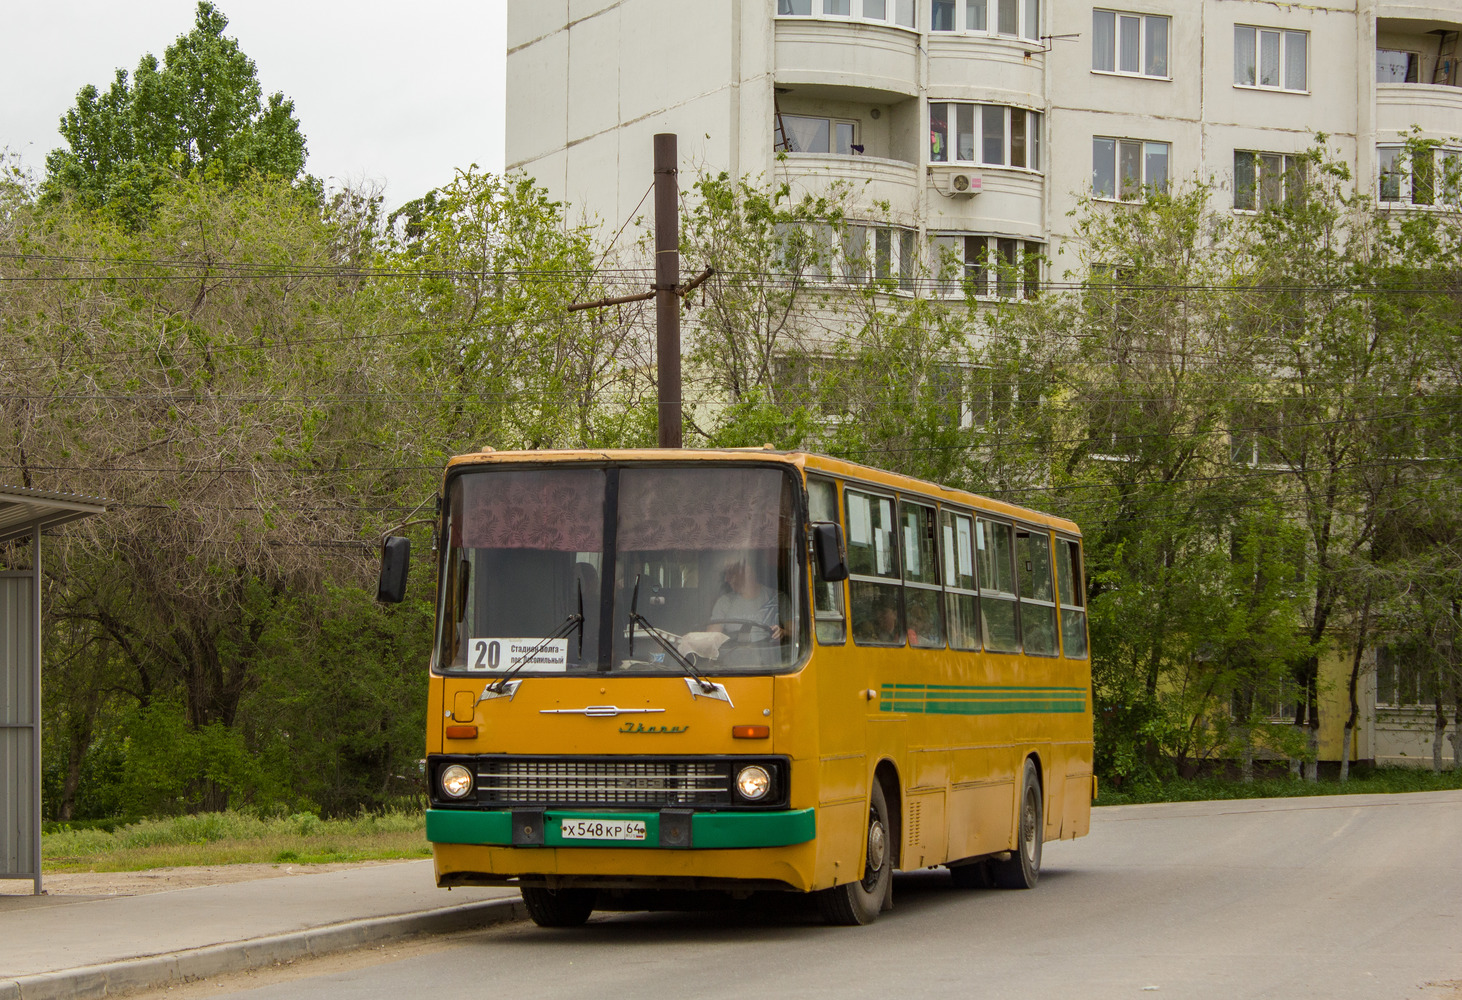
[866,817,887,876]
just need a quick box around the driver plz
[709,559,789,641]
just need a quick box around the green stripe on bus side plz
[880,684,1087,716]
[425,808,816,849]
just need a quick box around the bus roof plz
[445,448,1081,536]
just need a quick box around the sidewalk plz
[0,861,524,1000]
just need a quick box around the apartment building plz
[508,0,1460,289]
[506,1,1460,767]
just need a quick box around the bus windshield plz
[438,464,803,676]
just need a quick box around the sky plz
[0,0,507,209]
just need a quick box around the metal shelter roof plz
[0,485,108,544]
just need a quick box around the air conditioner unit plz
[935,168,981,198]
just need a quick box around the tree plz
[3,173,388,812]
[43,2,306,225]
[378,167,651,453]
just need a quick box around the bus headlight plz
[735,765,771,801]
[439,763,474,800]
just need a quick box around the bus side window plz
[1017,527,1058,655]
[808,477,846,644]
[847,489,904,646]
[941,510,980,650]
[1056,537,1089,659]
[976,517,1020,652]
[902,501,943,648]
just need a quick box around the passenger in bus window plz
[906,594,942,647]
[856,593,903,644]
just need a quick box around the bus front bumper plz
[426,807,815,850]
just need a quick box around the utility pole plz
[653,133,682,449]
[566,134,711,448]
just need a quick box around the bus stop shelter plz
[1,485,106,895]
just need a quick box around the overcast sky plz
[0,0,507,209]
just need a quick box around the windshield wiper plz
[487,578,585,694]
[627,574,717,694]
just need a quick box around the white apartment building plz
[507,1,1460,769]
[508,0,1461,293]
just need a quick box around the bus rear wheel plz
[990,758,1042,890]
[817,781,892,925]
[521,886,596,927]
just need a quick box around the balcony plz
[1376,18,1459,84]
[924,166,1044,237]
[774,17,919,98]
[778,153,922,221]
[925,33,1044,103]
[1377,82,1462,138]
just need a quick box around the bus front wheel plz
[521,886,596,927]
[817,781,892,925]
[990,758,1042,890]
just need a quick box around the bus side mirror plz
[377,536,411,603]
[812,523,848,582]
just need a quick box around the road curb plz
[0,897,526,1000]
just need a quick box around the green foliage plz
[43,2,306,224]
[378,167,646,453]
[237,584,433,816]
[114,701,277,816]
[1096,764,1462,806]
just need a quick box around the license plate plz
[559,818,647,842]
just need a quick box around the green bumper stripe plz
[692,809,816,848]
[427,808,512,845]
[425,808,815,849]
[881,684,1086,715]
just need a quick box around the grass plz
[1095,764,1462,806]
[42,810,431,872]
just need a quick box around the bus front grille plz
[475,758,732,808]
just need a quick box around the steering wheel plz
[706,617,776,645]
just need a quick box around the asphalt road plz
[145,790,1462,1000]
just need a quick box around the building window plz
[1378,145,1462,206]
[930,0,1039,40]
[777,0,916,28]
[842,223,918,291]
[1092,137,1169,200]
[1233,151,1308,211]
[779,114,858,155]
[931,234,1043,299]
[1376,48,1421,83]
[1235,25,1308,91]
[929,103,1041,169]
[1229,401,1301,467]
[1092,9,1169,78]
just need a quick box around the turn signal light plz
[732,725,770,739]
[445,725,478,739]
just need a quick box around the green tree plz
[43,2,306,225]
[1040,182,1307,784]
[378,167,647,454]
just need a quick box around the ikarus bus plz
[377,448,1094,926]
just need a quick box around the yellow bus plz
[378,448,1093,926]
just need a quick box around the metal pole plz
[653,133,682,449]
[31,522,41,895]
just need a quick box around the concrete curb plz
[0,897,526,1000]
